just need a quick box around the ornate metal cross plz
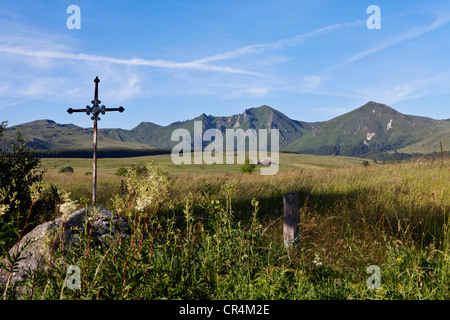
[67,76,124,204]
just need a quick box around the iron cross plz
[67,76,124,204]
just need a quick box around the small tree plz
[240,158,255,173]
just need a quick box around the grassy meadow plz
[2,152,449,300]
[39,152,370,207]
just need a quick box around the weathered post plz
[283,192,300,249]
[67,76,125,204]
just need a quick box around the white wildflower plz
[312,253,323,267]
[58,192,78,221]
[0,204,10,217]
[136,194,153,212]
[59,201,78,221]
[127,161,169,212]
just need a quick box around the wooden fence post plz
[283,192,300,249]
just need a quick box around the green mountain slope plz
[2,120,150,150]
[3,102,449,158]
[398,130,450,154]
[285,101,450,157]
[101,105,312,150]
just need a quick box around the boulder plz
[0,205,128,289]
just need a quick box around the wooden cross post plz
[67,76,124,204]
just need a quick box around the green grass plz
[398,130,450,154]
[38,153,373,207]
[40,152,371,175]
[2,155,449,300]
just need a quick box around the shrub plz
[31,184,61,223]
[130,164,148,176]
[115,167,128,176]
[362,160,370,167]
[0,121,43,250]
[59,165,74,173]
[0,122,42,210]
[240,158,255,173]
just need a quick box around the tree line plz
[34,148,172,158]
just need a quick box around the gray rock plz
[0,205,128,289]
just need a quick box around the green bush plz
[59,165,74,173]
[0,121,43,250]
[115,167,128,176]
[240,159,255,173]
[31,184,61,223]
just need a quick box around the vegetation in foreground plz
[1,155,449,299]
[1,121,449,299]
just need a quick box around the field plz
[2,152,450,300]
[39,152,371,206]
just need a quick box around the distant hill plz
[1,119,150,150]
[398,130,450,154]
[3,102,450,158]
[285,101,450,157]
[100,105,313,150]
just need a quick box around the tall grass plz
[1,158,449,299]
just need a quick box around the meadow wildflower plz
[58,192,78,221]
[0,204,10,217]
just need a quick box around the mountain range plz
[2,101,450,158]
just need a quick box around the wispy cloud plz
[0,45,259,75]
[103,71,142,102]
[299,76,322,92]
[0,20,360,77]
[191,21,362,64]
[225,86,269,99]
[328,15,450,71]
[0,9,20,19]
[0,99,31,111]
[352,70,450,104]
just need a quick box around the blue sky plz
[1,0,450,130]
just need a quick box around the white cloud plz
[300,76,321,92]
[245,87,269,97]
[354,85,416,105]
[352,70,450,104]
[0,98,31,111]
[328,15,450,71]
[104,73,142,102]
[226,86,269,99]
[0,45,260,76]
[191,22,360,64]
